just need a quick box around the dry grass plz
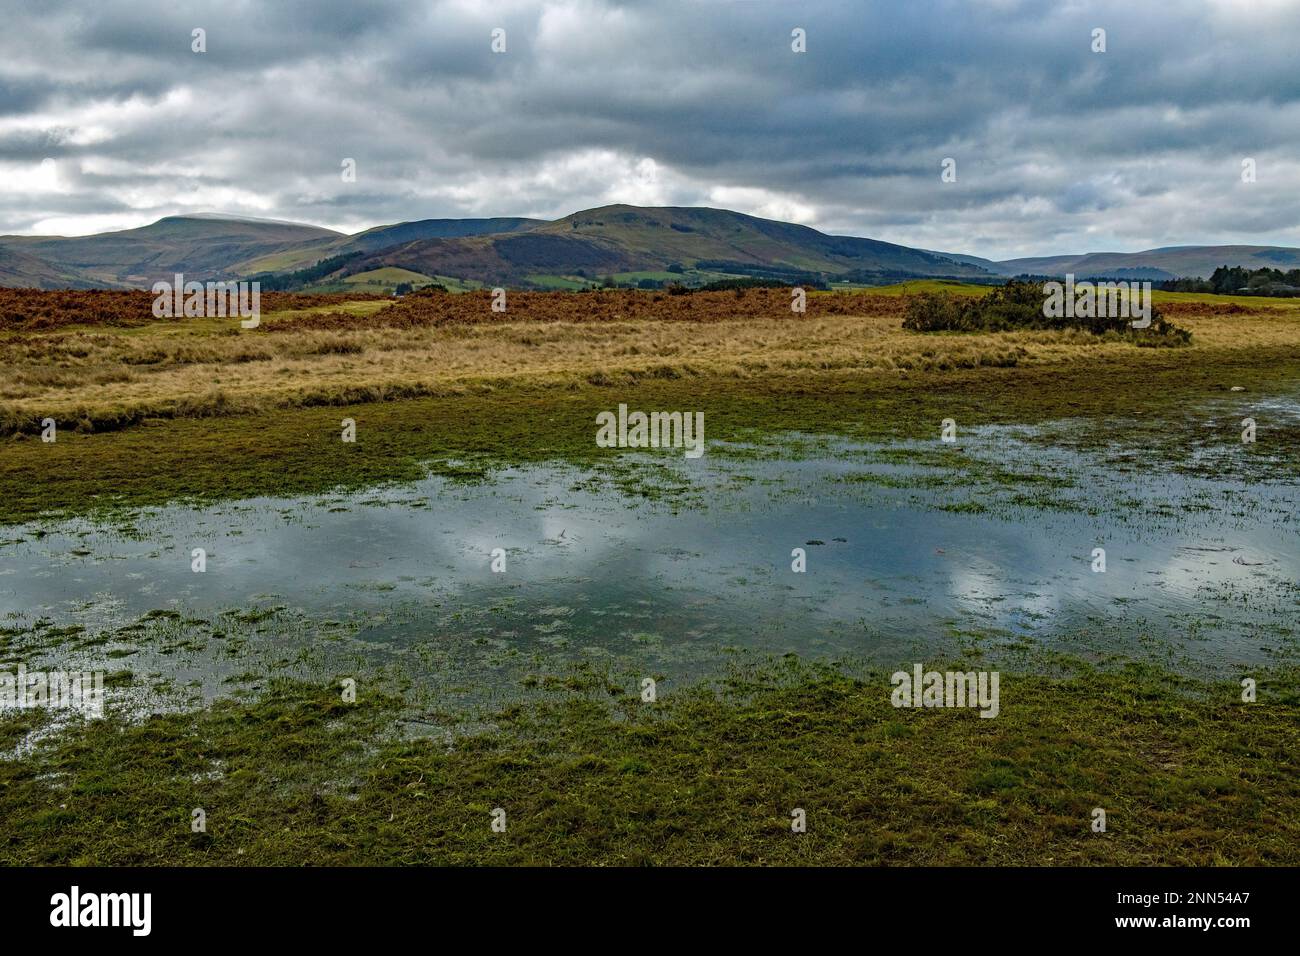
[0,288,389,331]
[2,290,1299,434]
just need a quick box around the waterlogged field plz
[0,286,1298,865]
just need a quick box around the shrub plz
[903,281,1191,345]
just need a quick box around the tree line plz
[1160,265,1300,296]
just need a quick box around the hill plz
[8,205,1298,292]
[233,217,544,275]
[0,215,341,287]
[0,243,112,289]
[995,245,1300,280]
[344,204,992,287]
[340,217,542,254]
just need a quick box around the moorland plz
[1,281,1297,865]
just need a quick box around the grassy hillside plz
[848,279,1001,296]
[11,205,1299,294]
[235,218,544,277]
[232,236,342,275]
[998,244,1300,280]
[0,244,113,289]
[3,215,341,287]
[545,205,988,274]
[340,205,993,288]
[298,266,450,294]
[341,217,543,253]
[343,267,433,285]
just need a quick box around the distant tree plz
[1210,265,1251,294]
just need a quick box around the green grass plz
[1150,289,1300,308]
[608,269,772,285]
[342,267,433,285]
[844,279,1300,309]
[4,307,1298,866]
[522,269,764,289]
[299,267,446,295]
[524,273,594,290]
[610,270,680,282]
[234,242,342,276]
[3,346,1297,526]
[830,279,999,297]
[1,658,1295,865]
[430,274,484,292]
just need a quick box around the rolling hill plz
[233,217,544,275]
[343,204,994,287]
[994,245,1300,280]
[339,217,543,253]
[0,244,110,289]
[5,205,1298,292]
[0,206,994,292]
[0,214,341,288]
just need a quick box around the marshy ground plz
[0,284,1297,865]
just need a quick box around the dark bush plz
[902,280,1190,345]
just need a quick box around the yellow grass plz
[3,296,1299,429]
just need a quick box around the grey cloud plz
[0,0,1297,256]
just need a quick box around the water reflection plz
[2,433,1295,691]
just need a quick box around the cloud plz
[0,0,1297,258]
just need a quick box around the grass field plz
[1,284,1297,519]
[2,282,1298,865]
[343,267,434,286]
[857,279,1300,308]
[524,273,594,290]
[2,659,1296,866]
[3,285,1296,440]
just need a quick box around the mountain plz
[234,217,544,275]
[339,217,543,253]
[920,249,1005,272]
[0,243,112,289]
[7,205,1295,292]
[343,204,992,286]
[994,245,1300,280]
[0,215,342,288]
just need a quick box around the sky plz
[1,0,1297,259]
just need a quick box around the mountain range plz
[2,205,1297,292]
[993,246,1300,280]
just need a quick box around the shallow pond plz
[1,421,1296,714]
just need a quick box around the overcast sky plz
[1,0,1297,258]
